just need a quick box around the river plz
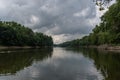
[0,47,119,80]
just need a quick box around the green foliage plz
[0,21,53,46]
[60,0,120,47]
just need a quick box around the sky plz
[0,0,114,44]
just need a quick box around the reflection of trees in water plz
[66,47,120,80]
[0,48,53,75]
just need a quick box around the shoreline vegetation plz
[82,45,120,52]
[0,46,52,49]
[0,21,53,47]
[59,0,120,51]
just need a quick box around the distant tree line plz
[60,0,120,47]
[0,21,53,46]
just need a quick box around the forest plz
[60,0,120,47]
[0,21,53,46]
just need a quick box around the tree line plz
[60,0,120,47]
[0,21,53,46]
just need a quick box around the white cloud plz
[73,7,90,17]
[30,15,39,24]
[53,33,86,44]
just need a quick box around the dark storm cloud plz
[0,0,98,43]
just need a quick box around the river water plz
[0,47,119,80]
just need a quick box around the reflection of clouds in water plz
[30,68,40,78]
[52,48,84,58]
[0,48,103,80]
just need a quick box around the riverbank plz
[0,46,52,49]
[98,45,120,50]
[83,45,120,52]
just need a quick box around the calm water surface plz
[0,47,120,80]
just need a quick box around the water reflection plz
[0,47,119,80]
[67,48,120,80]
[0,48,53,75]
[0,48,103,80]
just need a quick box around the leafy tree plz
[0,21,53,47]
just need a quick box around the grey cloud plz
[0,0,98,43]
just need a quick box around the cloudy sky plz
[0,0,111,44]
